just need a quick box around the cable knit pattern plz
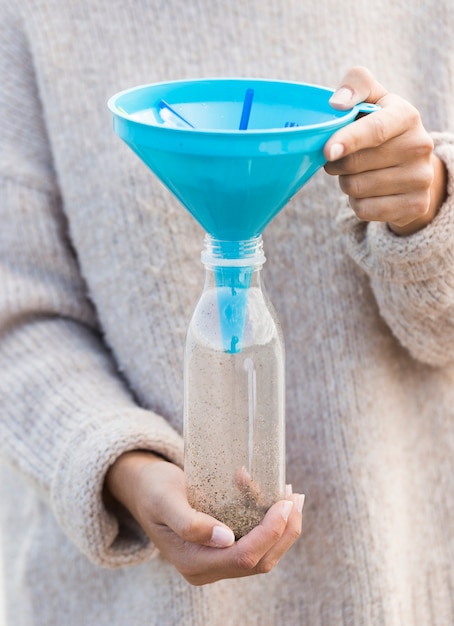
[1,0,454,625]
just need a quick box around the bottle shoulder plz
[186,285,283,353]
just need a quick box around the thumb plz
[329,65,387,110]
[112,454,236,549]
[165,499,236,548]
[150,467,235,548]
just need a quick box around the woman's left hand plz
[324,66,447,236]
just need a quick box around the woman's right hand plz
[105,451,304,586]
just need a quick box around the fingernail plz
[211,525,235,548]
[329,143,344,161]
[285,484,293,496]
[282,500,293,521]
[296,494,305,514]
[330,86,354,107]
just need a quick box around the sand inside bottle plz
[185,322,285,539]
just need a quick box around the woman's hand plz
[324,66,447,236]
[105,451,304,586]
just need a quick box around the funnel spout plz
[200,236,265,354]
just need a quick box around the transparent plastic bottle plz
[184,235,285,539]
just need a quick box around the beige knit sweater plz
[1,1,454,624]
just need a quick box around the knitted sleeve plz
[338,134,454,368]
[0,2,184,568]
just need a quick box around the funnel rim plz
[107,77,365,136]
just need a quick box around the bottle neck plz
[200,235,266,269]
[199,236,266,354]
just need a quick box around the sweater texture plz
[1,1,454,624]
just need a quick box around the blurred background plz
[0,539,5,626]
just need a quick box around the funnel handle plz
[354,102,380,120]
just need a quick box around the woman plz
[1,1,453,624]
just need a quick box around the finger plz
[225,499,297,573]
[165,496,304,586]
[143,463,235,548]
[336,163,433,201]
[325,138,408,176]
[326,66,387,161]
[235,466,264,506]
[329,65,387,110]
[325,95,419,163]
[164,498,293,585]
[348,191,432,226]
[188,499,295,580]
[326,121,434,177]
[160,497,235,549]
[325,106,413,163]
[254,493,305,574]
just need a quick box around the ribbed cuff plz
[337,134,454,283]
[51,408,184,568]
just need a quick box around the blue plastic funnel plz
[108,78,377,352]
[108,78,377,241]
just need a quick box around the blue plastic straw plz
[239,89,254,130]
[157,100,195,128]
